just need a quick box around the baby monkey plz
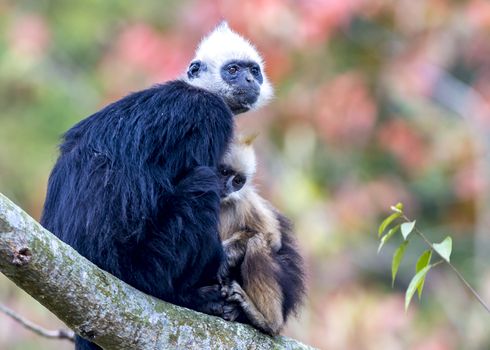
[218,135,306,336]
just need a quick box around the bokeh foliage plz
[1,1,490,349]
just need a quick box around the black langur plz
[41,22,272,350]
[218,136,306,336]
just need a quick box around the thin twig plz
[0,303,74,342]
[444,260,490,313]
[402,215,490,314]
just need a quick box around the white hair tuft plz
[193,22,264,68]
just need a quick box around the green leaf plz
[392,240,409,287]
[415,250,432,299]
[401,220,416,240]
[405,265,432,311]
[378,212,401,238]
[377,224,401,254]
[390,202,404,213]
[433,236,452,262]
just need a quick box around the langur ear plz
[187,61,206,79]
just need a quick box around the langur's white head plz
[219,134,257,203]
[184,22,273,114]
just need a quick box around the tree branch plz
[0,303,74,341]
[0,193,314,349]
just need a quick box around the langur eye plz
[220,167,230,176]
[228,65,239,74]
[232,174,245,187]
[251,66,260,76]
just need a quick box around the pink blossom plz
[453,164,487,200]
[378,119,428,171]
[7,14,51,58]
[466,0,490,29]
[313,73,377,147]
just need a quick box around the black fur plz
[41,80,234,350]
[276,213,306,321]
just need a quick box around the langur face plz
[218,165,247,198]
[186,59,267,114]
[219,60,263,113]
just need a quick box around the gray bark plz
[0,192,314,349]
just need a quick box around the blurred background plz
[1,0,490,349]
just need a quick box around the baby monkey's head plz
[219,134,257,203]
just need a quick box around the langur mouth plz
[224,85,259,114]
[233,90,259,101]
[232,105,251,114]
[235,94,258,113]
[226,96,255,114]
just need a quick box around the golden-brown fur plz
[218,137,305,336]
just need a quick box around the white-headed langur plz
[41,22,273,350]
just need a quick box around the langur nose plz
[246,74,253,83]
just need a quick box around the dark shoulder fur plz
[41,80,234,350]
